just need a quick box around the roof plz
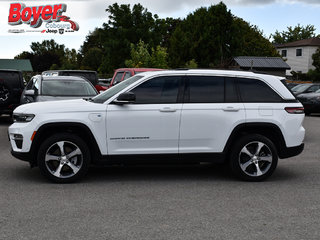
[234,56,290,69]
[138,69,284,81]
[43,70,97,74]
[0,59,33,71]
[275,37,320,48]
[42,76,91,82]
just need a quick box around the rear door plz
[179,75,245,153]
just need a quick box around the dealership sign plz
[8,2,79,33]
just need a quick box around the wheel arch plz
[30,122,102,166]
[223,122,287,159]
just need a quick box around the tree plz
[15,40,78,72]
[125,40,168,68]
[80,3,177,73]
[308,47,320,82]
[168,2,278,68]
[272,24,316,44]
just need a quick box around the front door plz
[106,75,183,155]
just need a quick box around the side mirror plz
[113,92,136,105]
[25,89,35,96]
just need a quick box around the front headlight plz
[13,114,35,123]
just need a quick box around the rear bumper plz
[279,143,304,159]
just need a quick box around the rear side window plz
[131,76,181,104]
[186,76,224,103]
[237,78,282,102]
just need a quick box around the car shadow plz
[11,163,300,184]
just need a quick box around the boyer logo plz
[8,3,79,32]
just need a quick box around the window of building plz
[281,50,287,57]
[296,49,302,57]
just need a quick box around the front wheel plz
[229,134,278,181]
[37,133,91,183]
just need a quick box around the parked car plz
[286,83,299,89]
[297,89,320,115]
[107,68,163,89]
[20,75,97,104]
[42,70,107,92]
[291,83,320,96]
[0,69,24,116]
[9,70,305,183]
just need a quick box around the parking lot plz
[0,114,319,240]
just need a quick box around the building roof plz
[275,37,320,48]
[234,56,290,69]
[0,59,33,71]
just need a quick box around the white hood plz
[14,99,106,114]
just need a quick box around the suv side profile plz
[0,69,24,116]
[9,70,305,183]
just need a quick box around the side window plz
[237,78,282,102]
[186,76,224,103]
[307,85,320,92]
[113,72,124,85]
[130,76,181,104]
[25,79,34,90]
[32,78,39,95]
[123,71,132,80]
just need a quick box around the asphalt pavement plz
[0,114,319,240]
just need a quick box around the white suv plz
[9,70,305,183]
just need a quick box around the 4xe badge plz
[8,3,79,33]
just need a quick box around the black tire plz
[37,133,91,183]
[229,134,278,181]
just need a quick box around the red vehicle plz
[108,68,163,89]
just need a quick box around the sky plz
[0,0,320,59]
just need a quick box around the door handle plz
[159,107,177,112]
[223,106,240,112]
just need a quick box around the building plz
[275,37,320,76]
[0,59,33,72]
[231,56,290,77]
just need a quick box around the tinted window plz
[131,76,181,104]
[0,71,22,88]
[187,76,224,103]
[238,78,282,102]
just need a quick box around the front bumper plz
[278,143,304,159]
[11,149,31,162]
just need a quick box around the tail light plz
[285,107,304,114]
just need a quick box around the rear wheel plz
[229,134,278,181]
[37,133,90,183]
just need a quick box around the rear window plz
[60,72,98,85]
[0,71,22,88]
[42,80,97,96]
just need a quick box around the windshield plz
[291,84,311,93]
[42,80,97,96]
[92,75,143,103]
[316,89,320,93]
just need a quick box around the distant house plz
[275,37,320,76]
[230,56,290,77]
[0,59,33,72]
